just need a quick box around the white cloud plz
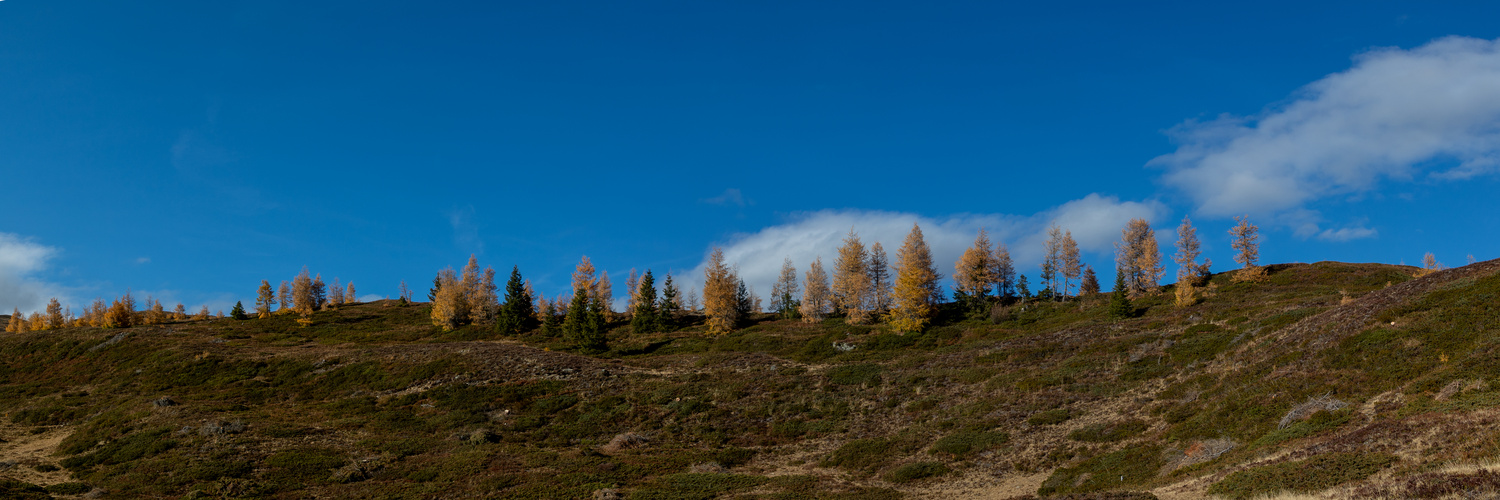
[1153,36,1500,221]
[1316,225,1378,242]
[358,294,385,302]
[135,257,151,265]
[673,194,1164,303]
[0,233,63,314]
[701,188,749,207]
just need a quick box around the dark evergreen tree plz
[539,300,561,337]
[497,266,537,335]
[563,288,607,351]
[734,277,754,327]
[1109,268,1134,319]
[631,270,659,334]
[230,301,248,320]
[429,276,441,302]
[659,273,679,330]
[1016,274,1031,305]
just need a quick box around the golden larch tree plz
[277,281,291,312]
[1230,215,1260,269]
[45,298,64,330]
[1060,230,1082,299]
[328,278,345,308]
[992,241,1015,298]
[470,267,498,326]
[255,281,275,318]
[28,312,43,331]
[771,257,801,319]
[1115,218,1164,296]
[799,257,832,322]
[625,269,639,318]
[702,247,739,334]
[1174,216,1209,285]
[953,229,994,301]
[292,268,315,315]
[890,223,941,332]
[595,270,614,321]
[345,282,357,304]
[430,267,464,330]
[831,230,874,324]
[7,308,24,333]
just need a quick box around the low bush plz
[1208,452,1398,499]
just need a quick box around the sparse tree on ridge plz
[196,305,210,320]
[702,248,739,334]
[1042,225,1063,298]
[329,278,345,308]
[1116,218,1164,296]
[7,308,24,333]
[685,288,700,313]
[625,269,639,318]
[869,242,892,314]
[173,303,187,320]
[278,280,291,312]
[430,267,465,330]
[595,270,614,321]
[231,301,248,320]
[800,257,833,322]
[292,268,315,315]
[345,282,356,304]
[312,274,328,310]
[45,298,64,330]
[1230,215,1260,269]
[1080,265,1101,297]
[771,258,800,320]
[1175,216,1203,284]
[890,223,941,333]
[1060,230,1081,300]
[28,312,42,331]
[832,230,874,324]
[398,280,413,304]
[471,266,499,326]
[954,228,995,313]
[256,280,275,318]
[1016,275,1030,304]
[992,241,1016,299]
[631,269,660,333]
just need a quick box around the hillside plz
[3,260,1500,499]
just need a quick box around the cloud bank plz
[0,233,62,314]
[1154,36,1500,226]
[672,194,1163,303]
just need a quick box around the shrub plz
[1068,419,1147,442]
[821,438,898,473]
[827,364,883,386]
[1039,444,1165,495]
[883,462,949,483]
[1027,408,1072,426]
[930,430,1008,458]
[1207,452,1397,499]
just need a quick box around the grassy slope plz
[1,260,1499,499]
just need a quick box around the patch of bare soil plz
[0,424,73,486]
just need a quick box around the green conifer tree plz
[231,301,248,320]
[497,266,537,335]
[562,288,607,351]
[659,273,679,331]
[631,270,659,334]
[1109,269,1134,319]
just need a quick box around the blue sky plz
[4,1,1500,313]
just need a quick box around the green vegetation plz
[3,261,1497,497]
[1208,453,1398,499]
